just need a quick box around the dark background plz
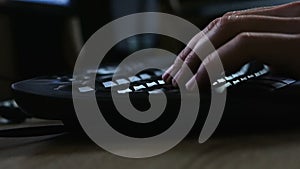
[0,0,295,100]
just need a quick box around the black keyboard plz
[37,63,270,97]
[11,62,300,134]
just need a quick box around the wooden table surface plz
[0,118,300,169]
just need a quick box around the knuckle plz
[219,16,231,26]
[290,1,300,16]
[235,32,254,44]
[206,15,236,32]
[206,17,221,31]
[223,11,238,16]
[289,1,300,8]
[216,15,236,31]
[294,34,300,42]
[233,32,256,58]
[276,1,300,15]
[207,15,239,32]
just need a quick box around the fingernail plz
[172,78,178,87]
[163,66,174,83]
[162,72,169,81]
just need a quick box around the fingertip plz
[162,72,169,81]
[162,66,173,83]
[172,78,178,87]
[186,66,211,91]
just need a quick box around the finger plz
[171,51,201,87]
[162,31,206,83]
[171,35,214,86]
[208,15,300,49]
[186,32,300,91]
[162,16,226,83]
[165,1,300,84]
[163,13,248,84]
[162,47,191,83]
[173,15,300,86]
[224,1,300,17]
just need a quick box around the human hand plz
[162,1,300,91]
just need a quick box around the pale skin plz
[162,1,300,91]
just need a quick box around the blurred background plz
[0,0,295,100]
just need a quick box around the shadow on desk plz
[0,118,300,169]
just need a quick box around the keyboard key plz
[153,70,164,77]
[259,76,296,85]
[149,89,164,94]
[139,73,151,80]
[116,78,130,85]
[254,72,262,77]
[259,69,268,75]
[146,82,157,88]
[231,73,239,78]
[157,80,165,85]
[215,82,232,93]
[217,78,226,83]
[117,88,132,94]
[232,80,240,85]
[78,86,94,93]
[255,79,287,89]
[225,75,234,81]
[271,82,287,89]
[54,85,65,91]
[240,77,247,81]
[128,76,141,82]
[97,66,116,75]
[133,85,146,91]
[224,82,232,88]
[103,81,117,88]
[281,79,296,85]
[247,75,255,79]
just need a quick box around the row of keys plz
[117,80,166,94]
[101,71,163,88]
[77,73,167,94]
[77,79,166,94]
[78,66,268,93]
[56,69,164,93]
[213,65,269,87]
[75,65,274,94]
[214,66,270,93]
